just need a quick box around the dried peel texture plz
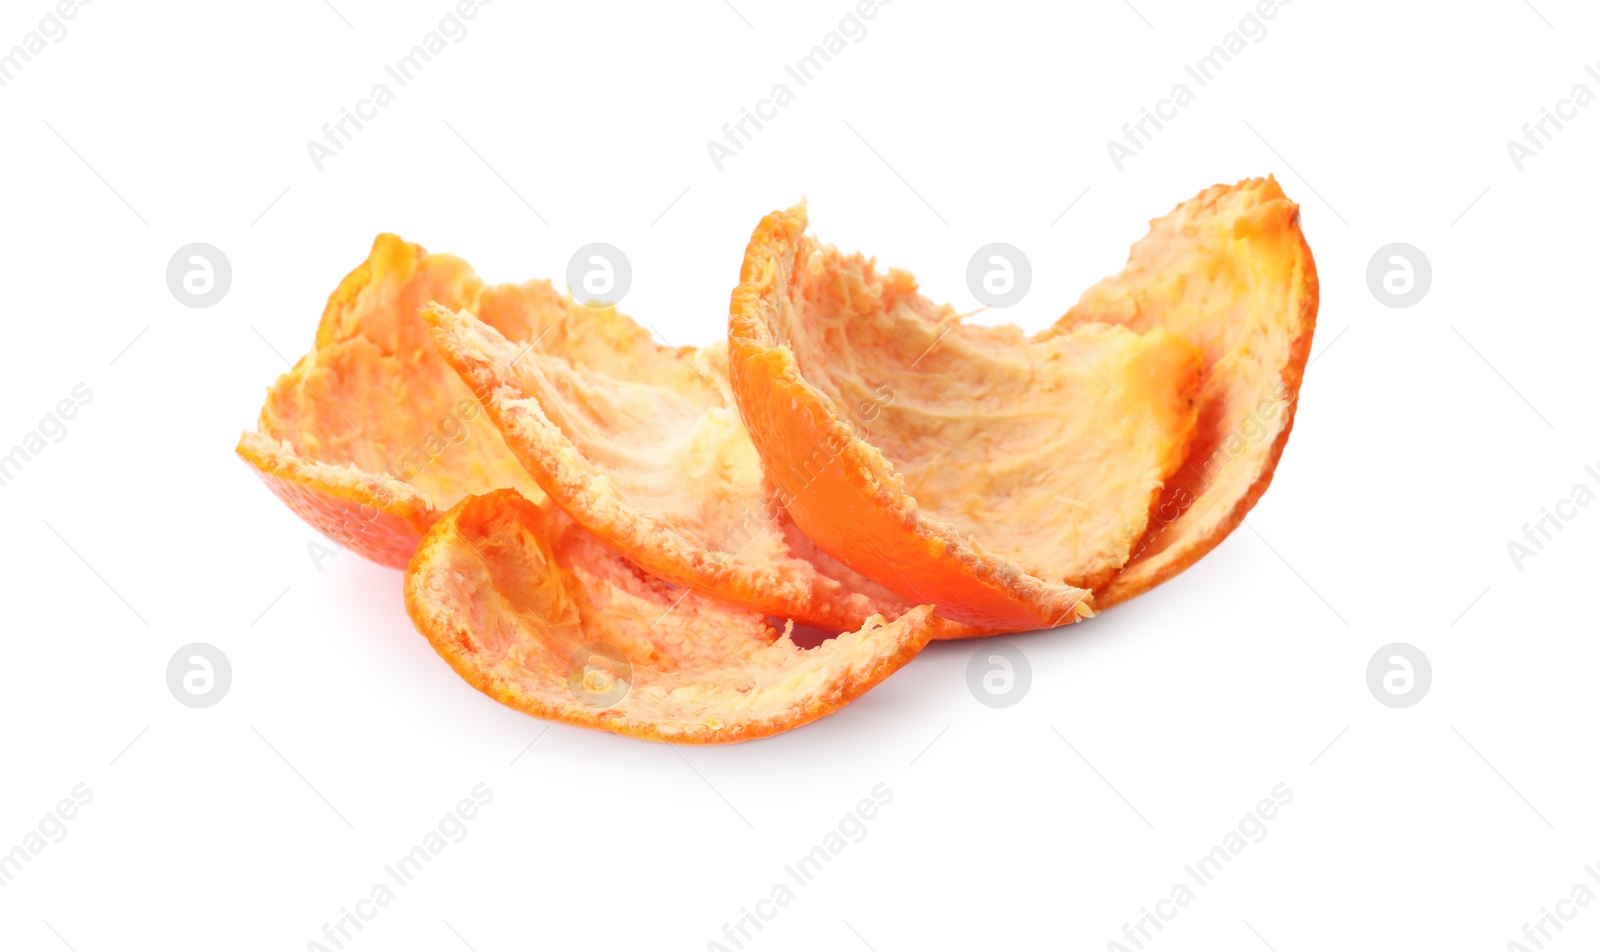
[728,204,1203,630]
[404,490,935,744]
[1046,177,1319,606]
[425,303,918,632]
[237,235,595,567]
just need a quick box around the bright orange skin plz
[728,213,1103,631]
[728,339,1064,629]
[237,443,430,568]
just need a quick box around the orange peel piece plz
[404,489,935,744]
[424,303,919,632]
[1047,177,1319,607]
[236,235,617,567]
[727,204,1204,631]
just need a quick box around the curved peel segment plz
[727,204,1203,630]
[1048,177,1319,606]
[236,235,553,567]
[403,490,935,744]
[424,303,917,631]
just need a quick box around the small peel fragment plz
[727,203,1203,630]
[1047,176,1320,607]
[424,303,920,632]
[403,490,936,744]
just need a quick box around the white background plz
[2,0,1597,949]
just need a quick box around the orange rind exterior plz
[1046,177,1319,607]
[727,204,1204,630]
[425,303,923,632]
[404,490,935,744]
